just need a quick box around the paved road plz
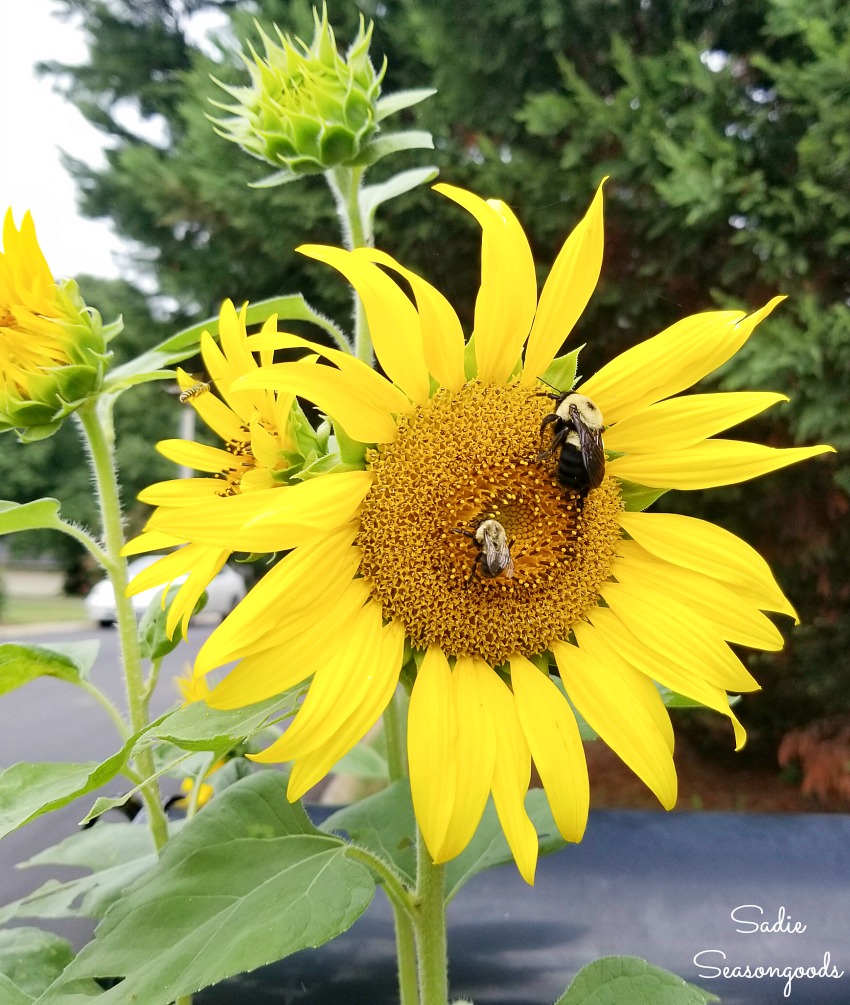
[0,620,217,947]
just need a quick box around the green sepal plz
[375,88,437,121]
[554,955,719,1004]
[540,346,583,392]
[617,479,669,512]
[360,165,439,229]
[0,641,99,696]
[347,129,434,167]
[39,772,376,1005]
[137,584,205,662]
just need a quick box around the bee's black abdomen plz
[557,442,591,498]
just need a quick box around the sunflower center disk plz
[356,382,623,665]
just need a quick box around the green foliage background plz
[4,0,847,759]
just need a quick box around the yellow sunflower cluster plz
[130,183,832,883]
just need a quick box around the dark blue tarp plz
[198,809,850,1004]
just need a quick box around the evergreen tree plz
[31,0,850,756]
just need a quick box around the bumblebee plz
[455,518,514,582]
[538,390,605,503]
[178,381,211,404]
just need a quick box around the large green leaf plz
[0,499,63,534]
[0,929,97,999]
[322,780,416,884]
[555,956,719,1005]
[444,790,566,901]
[0,756,124,839]
[40,772,375,1005]
[0,974,34,1005]
[0,823,157,924]
[135,688,301,755]
[0,641,99,696]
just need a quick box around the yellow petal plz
[122,530,185,555]
[579,298,784,424]
[522,180,605,385]
[614,541,785,650]
[434,184,537,383]
[434,656,497,863]
[555,631,677,809]
[156,439,237,473]
[509,654,589,843]
[146,472,372,552]
[176,367,244,443]
[354,248,467,392]
[604,391,789,454]
[618,510,796,620]
[245,328,413,418]
[297,244,430,404]
[599,580,760,693]
[586,606,748,750]
[207,578,372,708]
[480,667,538,884]
[236,362,400,444]
[608,439,834,490]
[165,547,230,639]
[408,646,458,862]
[259,600,388,759]
[139,478,230,506]
[280,616,405,798]
[195,523,360,674]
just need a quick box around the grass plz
[1,594,88,624]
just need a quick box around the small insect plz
[538,390,605,503]
[178,381,211,404]
[454,518,514,582]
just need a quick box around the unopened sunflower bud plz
[0,210,118,440]
[210,6,385,178]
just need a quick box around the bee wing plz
[576,424,606,489]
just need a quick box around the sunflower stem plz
[325,165,373,366]
[412,824,449,1005]
[394,903,420,1005]
[383,686,408,783]
[76,399,170,853]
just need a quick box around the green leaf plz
[42,772,375,1005]
[0,641,99,696]
[540,346,582,392]
[444,790,566,901]
[555,955,719,1004]
[0,756,124,839]
[375,88,437,121]
[0,974,34,1005]
[0,498,63,534]
[0,823,157,924]
[350,130,434,167]
[360,166,439,228]
[136,688,301,755]
[241,294,348,348]
[322,780,416,884]
[0,928,99,999]
[78,749,190,826]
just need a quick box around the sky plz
[0,0,129,279]
[0,0,230,285]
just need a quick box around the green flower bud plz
[0,209,118,441]
[210,6,385,178]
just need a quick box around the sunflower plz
[124,300,321,638]
[137,183,832,883]
[0,209,114,438]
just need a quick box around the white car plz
[85,555,247,627]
